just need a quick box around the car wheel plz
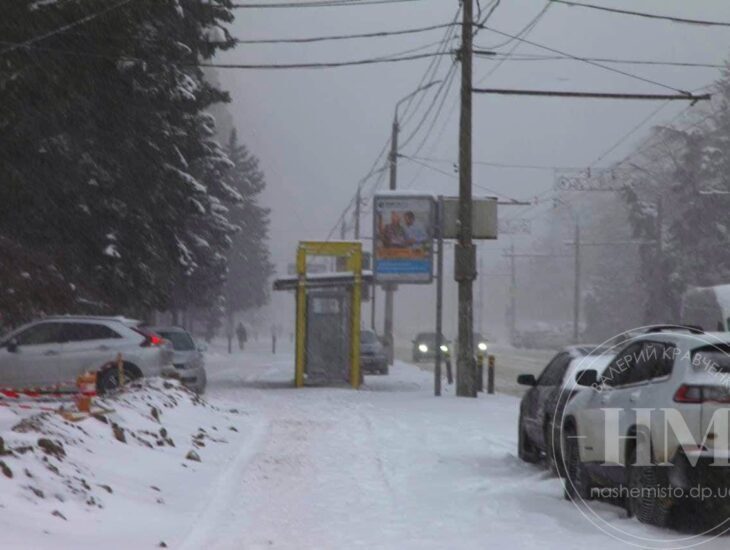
[96,364,140,395]
[518,413,540,464]
[563,425,592,500]
[627,445,672,527]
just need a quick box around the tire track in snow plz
[178,415,269,550]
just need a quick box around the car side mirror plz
[517,374,536,386]
[5,339,18,353]
[197,342,208,353]
[576,369,598,387]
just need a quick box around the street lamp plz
[389,80,442,191]
[382,80,441,365]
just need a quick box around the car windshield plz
[157,331,195,351]
[361,331,378,344]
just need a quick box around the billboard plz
[373,194,435,283]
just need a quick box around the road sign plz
[554,168,626,192]
[441,196,498,239]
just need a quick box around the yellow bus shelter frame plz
[295,241,362,389]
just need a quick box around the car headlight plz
[418,344,428,353]
[478,342,488,351]
[440,344,448,352]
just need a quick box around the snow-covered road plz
[2,342,725,548]
[179,342,728,550]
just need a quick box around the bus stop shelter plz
[273,241,372,389]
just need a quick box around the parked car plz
[562,326,730,527]
[360,329,388,375]
[517,345,613,473]
[411,332,451,363]
[0,316,173,393]
[150,326,207,393]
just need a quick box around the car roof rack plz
[645,324,704,335]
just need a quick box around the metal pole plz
[509,243,516,345]
[456,0,476,397]
[435,196,444,396]
[383,114,399,366]
[371,282,376,330]
[573,222,580,343]
[354,186,361,239]
[487,354,495,394]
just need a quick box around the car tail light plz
[674,385,730,404]
[132,327,164,347]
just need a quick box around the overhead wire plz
[232,22,457,44]
[473,52,725,70]
[198,50,453,70]
[548,0,730,28]
[231,0,429,8]
[477,24,692,95]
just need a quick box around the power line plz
[477,24,692,95]
[0,0,134,58]
[400,154,525,202]
[233,22,456,44]
[549,0,730,28]
[231,0,428,7]
[474,51,725,70]
[472,88,710,102]
[198,50,452,70]
[400,8,461,127]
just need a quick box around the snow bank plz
[0,379,255,549]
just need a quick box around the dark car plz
[516,345,612,474]
[360,329,388,375]
[411,332,451,363]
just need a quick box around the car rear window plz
[691,344,730,373]
[158,331,195,351]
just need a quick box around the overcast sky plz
[215,0,730,338]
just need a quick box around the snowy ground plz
[0,341,727,549]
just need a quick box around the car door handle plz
[630,390,641,402]
[601,394,611,404]
[97,345,111,351]
[44,350,60,356]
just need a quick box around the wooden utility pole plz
[456,0,476,397]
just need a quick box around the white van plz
[680,284,730,332]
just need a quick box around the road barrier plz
[0,363,105,415]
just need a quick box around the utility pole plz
[455,0,476,397]
[573,222,581,343]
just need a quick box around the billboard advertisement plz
[373,194,435,283]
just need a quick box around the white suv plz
[0,316,174,393]
[561,326,730,527]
